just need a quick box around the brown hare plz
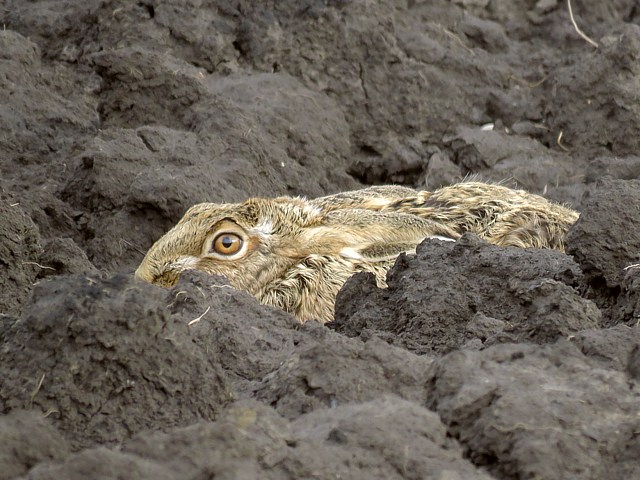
[135,182,579,323]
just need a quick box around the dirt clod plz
[2,1,640,478]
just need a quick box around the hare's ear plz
[310,185,419,213]
[294,208,459,259]
[344,235,455,263]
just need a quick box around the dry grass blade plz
[188,306,211,326]
[22,261,56,271]
[567,0,599,48]
[28,373,46,408]
[556,130,570,151]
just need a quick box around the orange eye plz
[212,233,243,255]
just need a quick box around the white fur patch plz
[340,247,362,260]
[303,204,323,216]
[171,256,200,271]
[426,235,456,242]
[252,220,273,237]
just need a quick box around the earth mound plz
[1,1,639,478]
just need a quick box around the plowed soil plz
[1,1,640,479]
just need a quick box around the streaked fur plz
[135,182,579,322]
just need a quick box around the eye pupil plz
[212,232,243,255]
[221,236,233,248]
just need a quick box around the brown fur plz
[135,182,579,323]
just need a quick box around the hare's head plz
[135,191,458,297]
[135,196,321,293]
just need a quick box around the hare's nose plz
[134,263,155,284]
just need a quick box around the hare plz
[135,182,578,323]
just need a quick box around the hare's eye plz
[212,233,243,255]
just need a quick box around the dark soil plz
[1,1,639,479]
